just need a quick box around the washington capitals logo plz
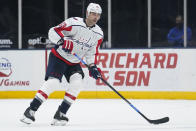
[0,58,12,77]
[72,37,92,50]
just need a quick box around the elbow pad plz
[48,27,62,44]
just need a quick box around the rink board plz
[1,49,196,99]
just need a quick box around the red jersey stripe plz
[94,38,103,64]
[54,25,72,38]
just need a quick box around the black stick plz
[73,53,169,124]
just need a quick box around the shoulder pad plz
[92,25,104,37]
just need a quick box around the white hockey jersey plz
[48,17,103,65]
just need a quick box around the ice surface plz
[0,99,196,131]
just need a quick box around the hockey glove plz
[62,39,73,53]
[89,65,101,80]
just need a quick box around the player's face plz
[86,12,101,27]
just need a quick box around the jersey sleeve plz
[85,38,103,65]
[48,18,77,44]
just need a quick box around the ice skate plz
[20,107,35,124]
[51,108,69,126]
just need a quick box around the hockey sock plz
[30,98,42,111]
[36,78,60,102]
[57,73,83,114]
[59,100,71,114]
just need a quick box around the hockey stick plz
[73,53,169,124]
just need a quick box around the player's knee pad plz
[64,73,83,103]
[36,78,60,102]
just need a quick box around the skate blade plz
[20,116,33,124]
[51,119,67,126]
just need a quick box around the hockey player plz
[20,3,103,126]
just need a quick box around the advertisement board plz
[92,49,196,91]
[0,49,196,99]
[0,50,45,91]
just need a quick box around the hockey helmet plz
[87,3,102,16]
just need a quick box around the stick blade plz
[149,117,169,124]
